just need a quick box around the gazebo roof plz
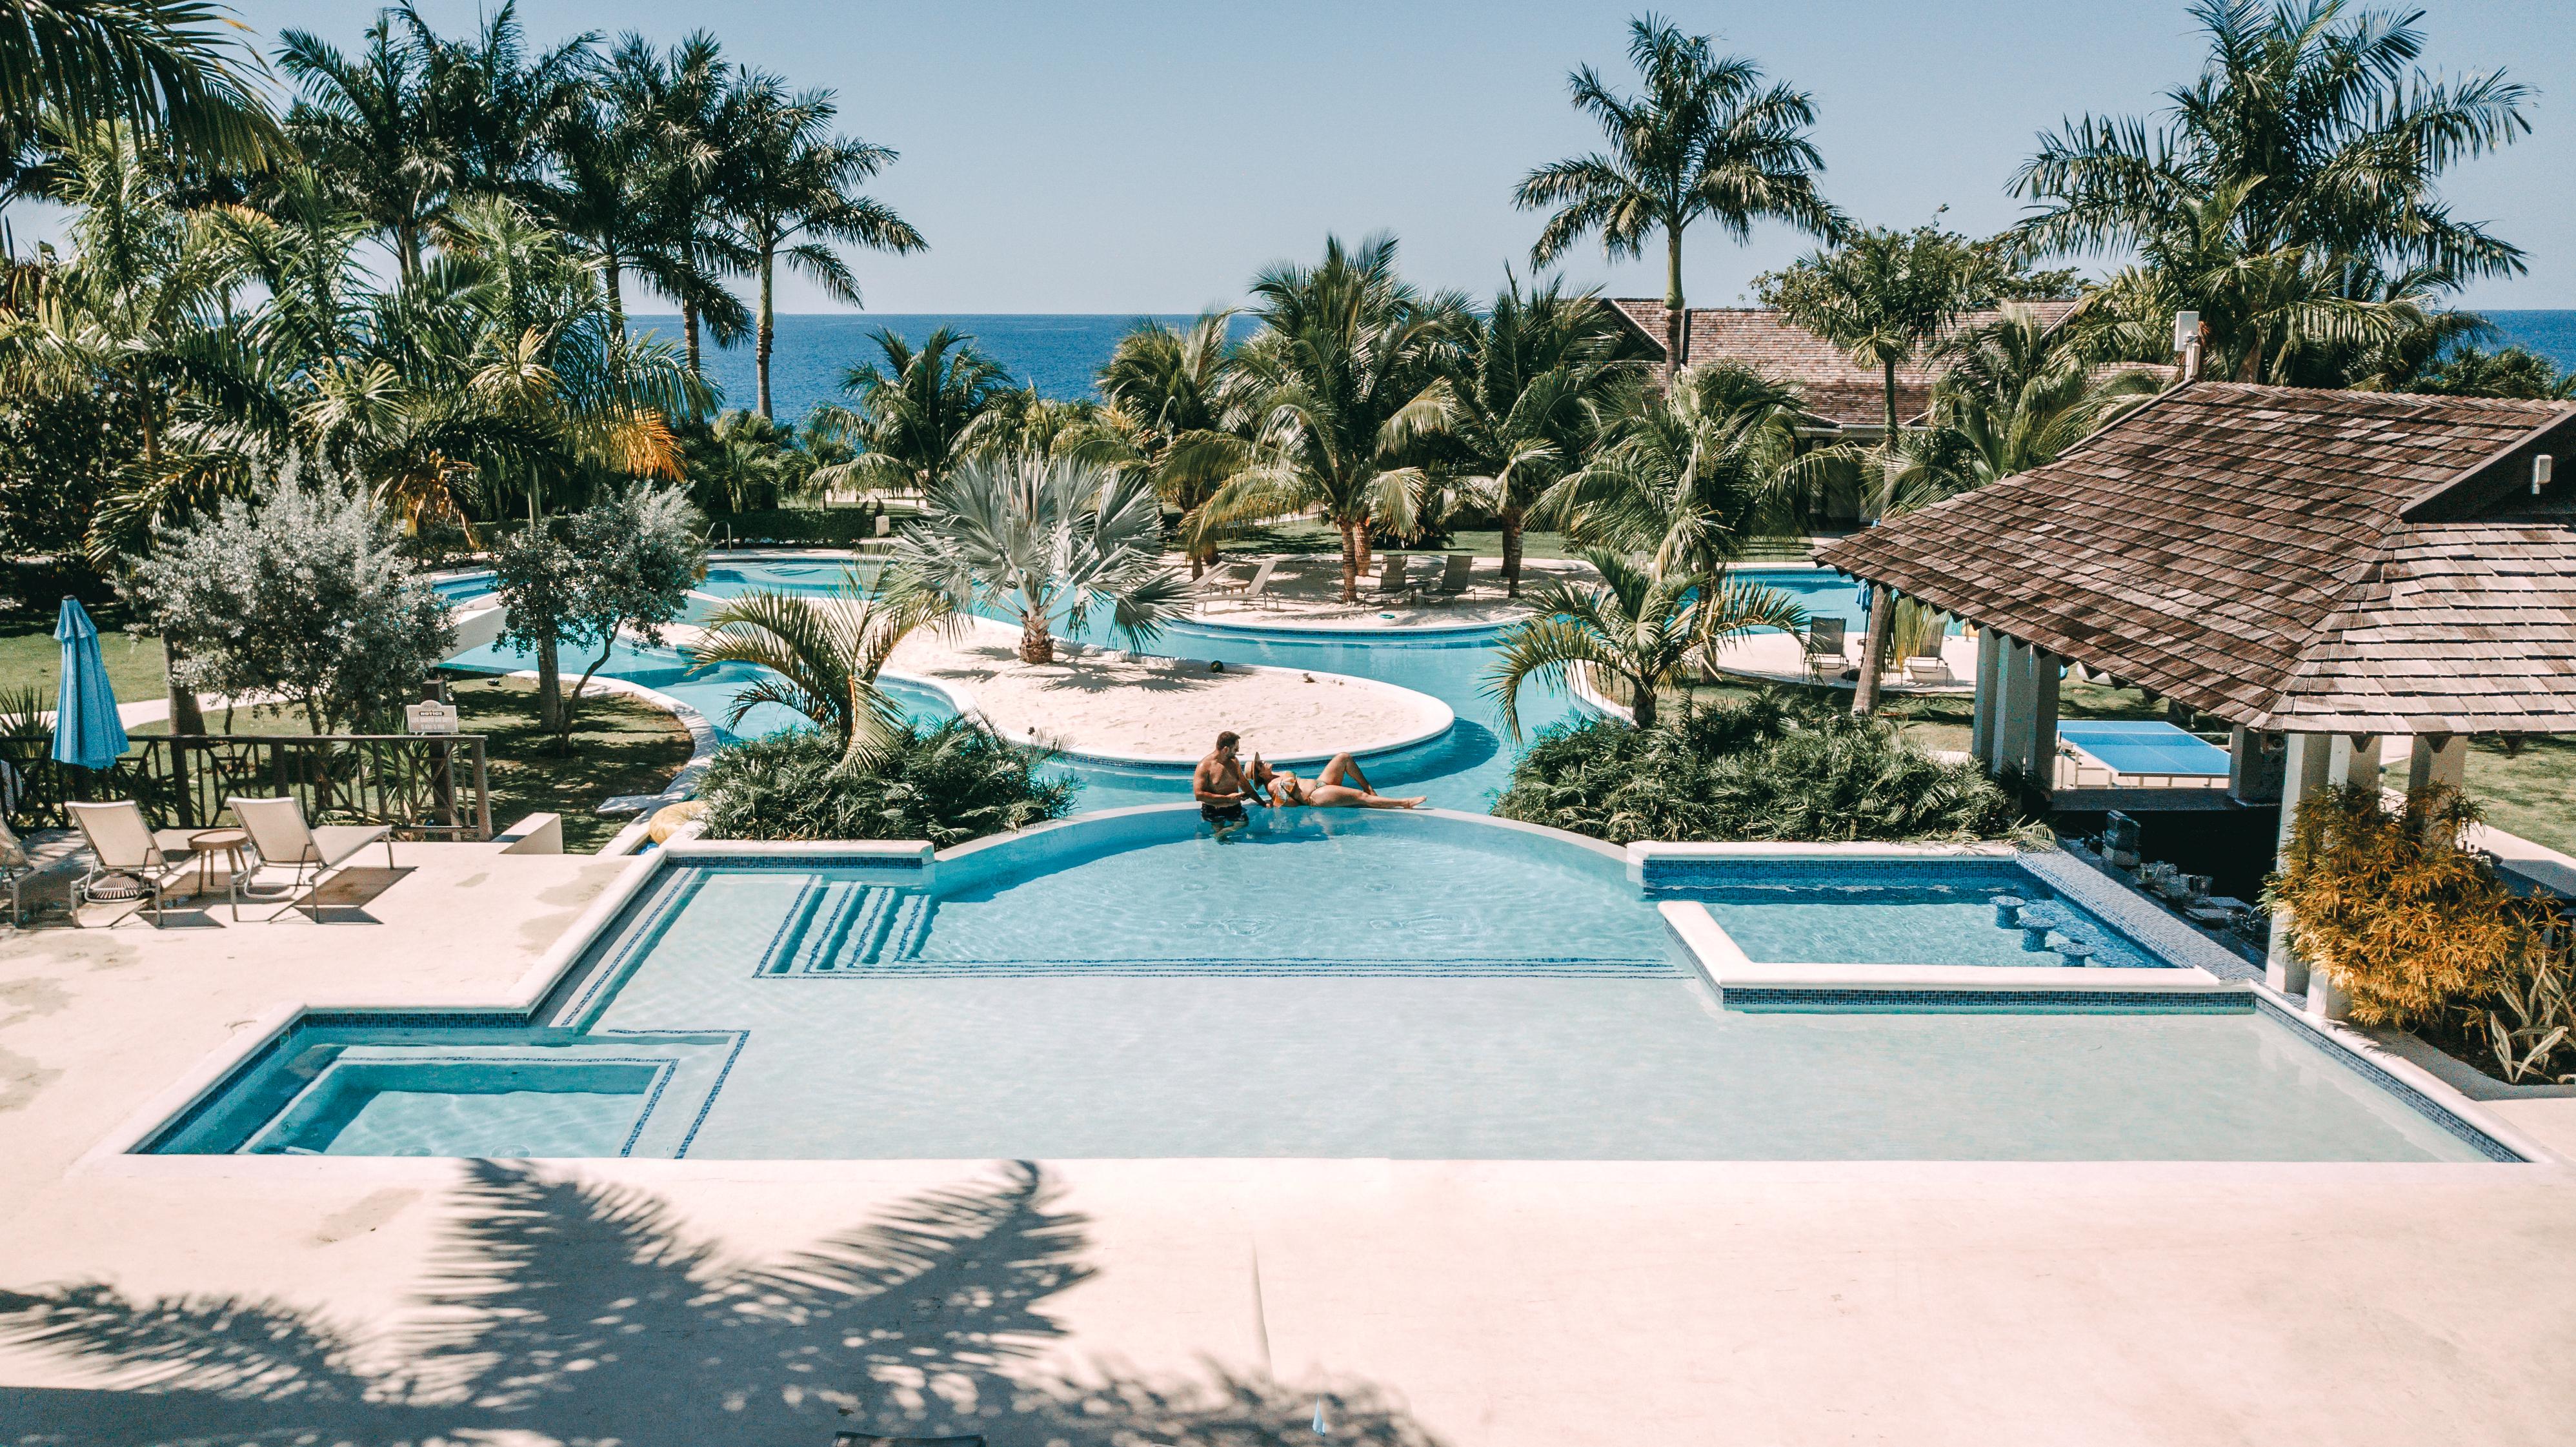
[1814,381,2576,736]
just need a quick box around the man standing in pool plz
[1193,731,1266,835]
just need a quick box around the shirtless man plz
[1255,752,1425,809]
[1192,731,1265,833]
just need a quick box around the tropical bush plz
[696,720,1074,845]
[2268,785,2576,1080]
[125,469,454,733]
[1494,693,2036,845]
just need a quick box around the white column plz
[2027,647,2062,788]
[1970,629,2004,769]
[1993,637,2031,776]
[2305,733,2383,1023]
[2404,734,2468,795]
[2266,733,2333,995]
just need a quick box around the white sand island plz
[882,616,1453,765]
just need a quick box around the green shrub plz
[712,505,899,547]
[1494,691,2038,845]
[697,719,1075,845]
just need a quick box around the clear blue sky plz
[206,1,2576,312]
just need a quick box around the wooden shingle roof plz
[1813,382,2576,735]
[1607,300,2078,429]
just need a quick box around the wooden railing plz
[2,734,492,840]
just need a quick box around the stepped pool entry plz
[141,811,2511,1163]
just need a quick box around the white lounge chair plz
[65,800,199,926]
[1906,655,1957,686]
[1234,557,1280,607]
[229,796,396,922]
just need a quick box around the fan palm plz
[717,73,923,417]
[1516,14,1843,376]
[1535,362,1803,582]
[1407,275,1635,594]
[0,0,282,172]
[1197,233,1462,602]
[1485,549,1806,734]
[685,570,947,765]
[895,451,1187,665]
[812,325,1010,495]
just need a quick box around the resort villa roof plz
[1605,299,2079,430]
[1815,381,2576,738]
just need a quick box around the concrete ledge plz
[495,812,563,855]
[1656,900,2233,996]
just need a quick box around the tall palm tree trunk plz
[1501,507,1527,596]
[683,301,701,374]
[1851,358,1904,716]
[1627,665,1658,729]
[602,250,623,330]
[1338,519,1362,603]
[755,241,776,419]
[1663,225,1687,381]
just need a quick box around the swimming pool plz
[143,810,2507,1162]
[1650,857,2167,969]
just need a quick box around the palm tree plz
[683,407,811,513]
[813,326,1010,495]
[1757,225,1993,714]
[718,74,924,417]
[2013,0,2530,299]
[276,15,448,279]
[2055,177,2433,386]
[622,32,751,372]
[1098,310,1243,578]
[686,570,947,764]
[1198,234,1462,602]
[1897,304,2163,500]
[895,452,1187,665]
[1408,276,1635,594]
[0,0,282,173]
[398,1,594,211]
[1516,14,1843,376]
[1485,549,1805,734]
[1536,363,1803,583]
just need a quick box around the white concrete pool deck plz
[5,843,2576,1444]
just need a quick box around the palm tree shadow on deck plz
[1,1161,1438,1447]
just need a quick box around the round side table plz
[188,829,252,917]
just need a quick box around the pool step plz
[761,880,938,975]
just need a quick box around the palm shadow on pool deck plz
[0,1162,1435,1447]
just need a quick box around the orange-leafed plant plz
[2266,784,2522,1029]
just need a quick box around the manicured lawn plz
[0,599,169,704]
[2465,735,2576,857]
[445,673,692,853]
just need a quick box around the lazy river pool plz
[144,811,2505,1162]
[438,557,1883,812]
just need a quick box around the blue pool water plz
[148,813,2491,1161]
[441,554,1678,811]
[1653,859,2162,969]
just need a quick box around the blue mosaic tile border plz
[2251,997,2526,1163]
[675,853,927,873]
[545,867,707,1027]
[1641,856,2030,889]
[596,1028,749,1159]
[1721,987,2253,1013]
[754,956,1674,979]
[265,1052,679,1158]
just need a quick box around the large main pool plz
[146,811,2504,1163]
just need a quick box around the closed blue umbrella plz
[51,598,129,770]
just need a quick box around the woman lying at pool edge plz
[1251,753,1425,809]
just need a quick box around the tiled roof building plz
[1605,299,2080,431]
[1816,381,2576,736]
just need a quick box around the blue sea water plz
[2484,312,2576,371]
[641,310,2576,428]
[626,313,1254,426]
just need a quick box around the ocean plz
[632,310,2576,427]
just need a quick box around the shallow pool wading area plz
[116,807,2524,1164]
